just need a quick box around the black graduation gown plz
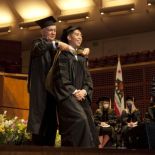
[94,108,116,138]
[50,51,99,147]
[27,38,57,145]
[121,109,141,147]
[148,106,155,121]
[121,109,141,126]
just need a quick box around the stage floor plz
[0,145,155,155]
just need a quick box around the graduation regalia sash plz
[45,50,61,94]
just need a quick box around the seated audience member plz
[147,77,155,121]
[121,97,141,148]
[94,96,116,148]
[146,97,155,122]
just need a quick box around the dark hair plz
[96,96,110,105]
[125,96,134,101]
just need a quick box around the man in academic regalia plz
[46,26,99,147]
[27,16,90,146]
[27,16,59,146]
[27,16,91,146]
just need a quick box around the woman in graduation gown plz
[94,96,116,148]
[121,97,141,148]
[147,77,155,121]
[46,26,99,147]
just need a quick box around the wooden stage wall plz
[0,146,155,155]
[1,61,155,120]
[0,72,29,120]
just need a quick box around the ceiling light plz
[8,29,11,33]
[147,0,155,5]
[0,2,14,25]
[14,0,53,22]
[147,3,152,6]
[18,22,39,30]
[0,26,11,33]
[19,26,23,30]
[58,12,90,23]
[100,3,135,15]
[54,0,94,11]
[0,26,11,34]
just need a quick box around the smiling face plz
[41,25,56,41]
[67,29,83,48]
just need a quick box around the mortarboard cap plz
[96,96,110,105]
[125,96,133,101]
[36,16,57,29]
[61,25,81,43]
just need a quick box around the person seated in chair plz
[145,96,155,122]
[94,96,116,148]
[121,97,141,148]
[147,77,155,122]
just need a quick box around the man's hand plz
[81,48,90,56]
[58,41,69,51]
[73,89,87,102]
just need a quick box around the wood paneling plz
[0,72,28,119]
[0,107,28,120]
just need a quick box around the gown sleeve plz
[82,60,93,103]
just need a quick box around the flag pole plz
[114,55,124,116]
[118,55,120,62]
[110,98,111,109]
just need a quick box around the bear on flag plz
[114,57,124,116]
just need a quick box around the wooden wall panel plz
[0,107,28,120]
[2,76,29,109]
[0,73,28,119]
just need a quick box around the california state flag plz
[114,57,124,116]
